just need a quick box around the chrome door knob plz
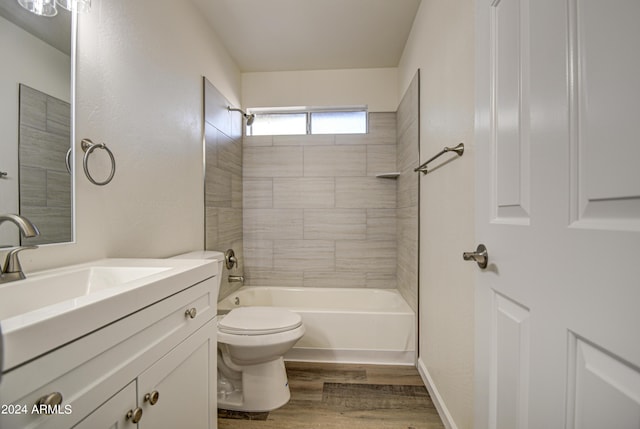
[463,244,488,269]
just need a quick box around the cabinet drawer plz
[0,277,216,429]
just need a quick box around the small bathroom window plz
[246,107,368,136]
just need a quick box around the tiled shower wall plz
[203,79,244,299]
[396,72,420,312]
[243,113,399,288]
[19,84,72,245]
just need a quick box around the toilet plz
[171,250,305,412]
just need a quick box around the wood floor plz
[218,361,446,429]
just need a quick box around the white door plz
[475,0,640,428]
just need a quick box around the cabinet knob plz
[126,407,143,423]
[144,390,160,405]
[35,392,63,414]
[185,307,197,319]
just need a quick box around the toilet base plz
[217,356,291,412]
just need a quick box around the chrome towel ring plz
[81,138,116,186]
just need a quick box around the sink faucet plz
[0,214,39,284]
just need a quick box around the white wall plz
[242,68,398,112]
[20,0,241,272]
[398,1,475,428]
[0,15,70,245]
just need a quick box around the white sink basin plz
[0,258,218,372]
[0,266,171,320]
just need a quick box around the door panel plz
[491,0,531,223]
[569,0,640,230]
[491,293,530,429]
[476,0,640,427]
[566,335,640,429]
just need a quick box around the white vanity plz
[0,258,219,429]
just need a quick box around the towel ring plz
[81,138,116,186]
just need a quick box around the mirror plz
[0,2,74,246]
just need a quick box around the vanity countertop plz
[0,258,218,372]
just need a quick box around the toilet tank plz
[170,250,225,280]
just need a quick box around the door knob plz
[463,244,488,269]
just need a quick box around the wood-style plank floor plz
[218,361,446,429]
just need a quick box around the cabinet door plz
[137,321,216,429]
[73,381,137,429]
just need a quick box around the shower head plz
[228,106,255,126]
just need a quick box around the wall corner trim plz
[417,357,459,429]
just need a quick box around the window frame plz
[245,106,368,137]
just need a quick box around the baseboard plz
[417,357,458,429]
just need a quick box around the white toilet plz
[171,250,305,412]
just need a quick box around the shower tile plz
[273,240,335,272]
[335,177,396,209]
[273,178,335,208]
[274,134,335,146]
[366,273,398,289]
[205,166,232,208]
[243,240,274,269]
[397,171,418,209]
[205,207,219,246]
[244,146,303,177]
[243,135,273,147]
[366,144,397,176]
[304,209,366,240]
[244,268,303,287]
[217,132,242,176]
[244,179,273,209]
[336,240,396,273]
[303,146,366,177]
[231,173,243,209]
[366,209,397,241]
[46,170,72,208]
[303,271,366,288]
[243,209,303,240]
[19,167,47,207]
[217,209,243,252]
[397,119,419,173]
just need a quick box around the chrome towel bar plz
[414,142,464,175]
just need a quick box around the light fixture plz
[56,0,91,13]
[17,0,58,17]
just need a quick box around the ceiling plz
[191,0,422,73]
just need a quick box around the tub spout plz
[228,275,244,284]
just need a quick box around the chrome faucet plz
[228,275,244,284]
[0,214,40,284]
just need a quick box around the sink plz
[0,266,171,320]
[0,258,218,372]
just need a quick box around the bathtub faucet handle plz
[225,249,238,269]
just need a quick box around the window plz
[246,107,368,136]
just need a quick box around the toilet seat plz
[218,306,302,335]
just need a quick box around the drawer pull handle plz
[185,307,197,319]
[35,392,63,413]
[144,390,160,405]
[126,407,143,423]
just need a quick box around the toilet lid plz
[218,306,303,335]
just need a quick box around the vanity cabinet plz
[0,277,218,429]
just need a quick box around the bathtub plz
[217,286,416,365]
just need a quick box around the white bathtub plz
[217,286,416,365]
